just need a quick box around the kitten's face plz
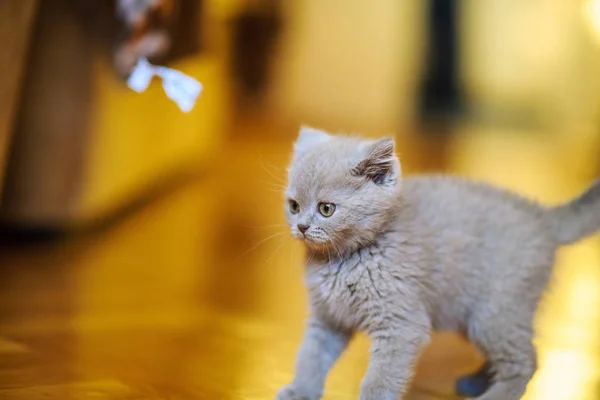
[285,127,401,254]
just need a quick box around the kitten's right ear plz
[294,126,331,154]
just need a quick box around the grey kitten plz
[276,127,600,400]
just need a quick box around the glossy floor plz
[0,123,599,399]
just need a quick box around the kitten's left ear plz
[352,137,400,185]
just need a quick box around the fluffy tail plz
[549,179,600,245]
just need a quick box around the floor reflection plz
[0,122,598,399]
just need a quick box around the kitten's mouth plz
[290,228,331,248]
[301,234,329,248]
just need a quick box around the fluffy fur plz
[276,127,600,400]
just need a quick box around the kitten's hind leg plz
[455,361,492,397]
[467,312,537,400]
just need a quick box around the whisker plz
[260,184,287,195]
[241,223,288,229]
[240,227,286,246]
[289,239,295,269]
[264,236,291,266]
[331,238,345,263]
[305,249,315,265]
[238,231,285,258]
[259,180,287,190]
[260,159,287,185]
[261,158,286,174]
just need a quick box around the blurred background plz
[1,0,600,398]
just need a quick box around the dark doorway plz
[419,0,461,123]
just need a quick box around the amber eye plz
[318,202,336,217]
[289,200,300,214]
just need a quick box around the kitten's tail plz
[548,179,600,245]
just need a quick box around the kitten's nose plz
[297,224,309,234]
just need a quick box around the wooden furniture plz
[0,0,38,199]
[0,0,225,229]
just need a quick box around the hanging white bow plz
[127,58,203,113]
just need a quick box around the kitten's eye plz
[289,199,300,214]
[318,202,336,217]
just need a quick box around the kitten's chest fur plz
[303,225,471,333]
[305,244,418,332]
[307,261,365,330]
[306,255,364,331]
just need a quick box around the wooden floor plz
[0,119,599,399]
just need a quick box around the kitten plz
[276,127,600,400]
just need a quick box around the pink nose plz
[297,224,309,234]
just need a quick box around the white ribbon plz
[127,58,203,113]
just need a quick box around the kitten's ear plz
[294,126,331,153]
[352,137,400,185]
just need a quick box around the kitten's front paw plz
[275,384,319,400]
[359,384,398,400]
